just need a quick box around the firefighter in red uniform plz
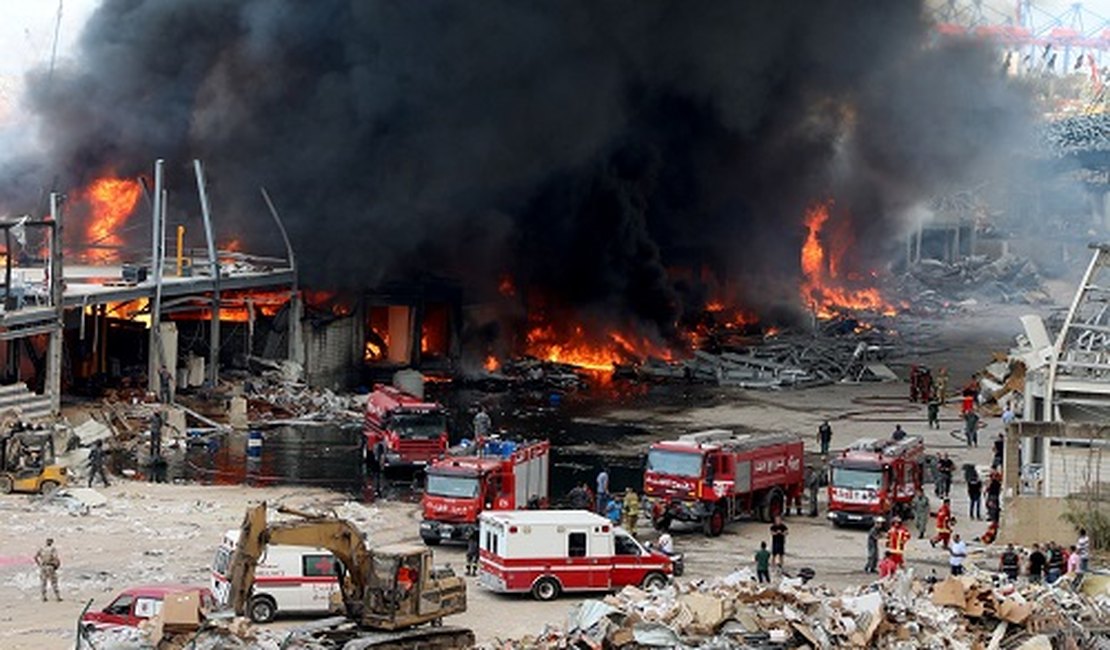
[930,498,952,548]
[886,516,910,568]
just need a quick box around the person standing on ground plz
[949,533,968,576]
[1000,543,1021,581]
[865,520,884,573]
[754,542,771,583]
[87,440,110,487]
[912,489,930,539]
[936,367,949,404]
[150,407,163,461]
[927,395,941,430]
[567,483,590,510]
[473,405,492,440]
[967,470,982,520]
[657,532,674,556]
[770,516,788,570]
[992,433,1005,469]
[465,529,479,576]
[621,488,640,533]
[964,409,980,447]
[935,453,954,499]
[1077,528,1090,574]
[817,420,833,456]
[1046,542,1065,584]
[930,498,953,548]
[596,468,609,514]
[805,465,821,517]
[1027,544,1046,583]
[34,538,61,602]
[986,470,1002,523]
[886,517,910,569]
[1001,402,1016,427]
[605,497,621,526]
[1067,545,1081,577]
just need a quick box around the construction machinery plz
[227,503,472,649]
[0,429,67,494]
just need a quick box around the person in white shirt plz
[1077,528,1090,573]
[657,532,674,556]
[948,533,968,576]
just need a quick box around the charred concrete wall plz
[303,314,364,391]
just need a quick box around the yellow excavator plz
[227,502,473,649]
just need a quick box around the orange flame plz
[525,323,673,372]
[83,176,142,263]
[484,355,500,372]
[498,274,516,297]
[799,201,894,318]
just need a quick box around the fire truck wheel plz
[248,595,277,623]
[641,572,668,591]
[422,535,441,546]
[760,488,786,523]
[531,577,561,601]
[705,507,725,537]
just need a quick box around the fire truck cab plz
[643,430,804,537]
[477,510,676,601]
[826,436,925,527]
[363,385,449,471]
[420,438,550,545]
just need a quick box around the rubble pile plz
[487,569,1110,649]
[897,255,1051,311]
[237,360,362,425]
[1041,113,1110,158]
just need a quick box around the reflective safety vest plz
[887,526,909,556]
[1001,551,1019,573]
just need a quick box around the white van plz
[210,530,340,623]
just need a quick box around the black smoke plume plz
[2,0,1031,341]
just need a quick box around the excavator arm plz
[227,502,374,619]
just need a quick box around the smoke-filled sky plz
[0,0,1034,338]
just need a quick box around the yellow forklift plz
[0,430,67,494]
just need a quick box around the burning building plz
[0,1,1038,388]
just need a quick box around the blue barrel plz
[247,430,263,458]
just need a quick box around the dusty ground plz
[0,301,1052,649]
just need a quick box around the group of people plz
[753,516,789,583]
[569,469,644,534]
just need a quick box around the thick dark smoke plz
[2,0,1031,340]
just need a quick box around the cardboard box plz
[161,590,201,631]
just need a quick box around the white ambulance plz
[210,530,340,623]
[477,510,678,601]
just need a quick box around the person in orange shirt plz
[930,498,952,548]
[886,517,910,568]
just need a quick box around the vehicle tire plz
[0,476,12,494]
[760,488,785,523]
[704,506,725,537]
[39,480,59,496]
[641,572,668,591]
[531,577,561,601]
[248,595,277,623]
[422,535,441,546]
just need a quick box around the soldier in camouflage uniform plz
[35,538,61,602]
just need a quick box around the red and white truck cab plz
[827,436,925,527]
[477,510,679,601]
[420,438,549,545]
[363,384,449,470]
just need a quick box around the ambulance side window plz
[484,530,498,555]
[568,532,587,557]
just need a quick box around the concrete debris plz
[897,255,1050,312]
[484,569,1110,649]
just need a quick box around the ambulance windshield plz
[426,473,480,498]
[646,449,703,478]
[831,467,882,490]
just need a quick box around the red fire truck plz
[420,438,550,545]
[363,385,449,471]
[643,430,805,536]
[826,436,925,527]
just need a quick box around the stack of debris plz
[487,569,1110,649]
[1041,113,1110,158]
[622,330,899,389]
[897,255,1050,311]
[237,360,362,425]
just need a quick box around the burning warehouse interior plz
[3,1,1110,649]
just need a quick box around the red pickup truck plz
[81,584,214,631]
